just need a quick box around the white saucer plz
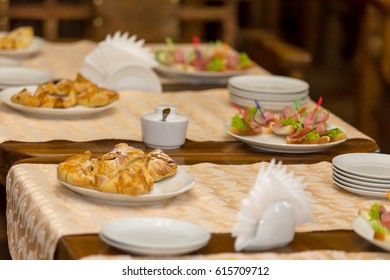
[332,175,389,198]
[104,65,162,93]
[333,169,390,188]
[0,67,53,88]
[228,75,309,93]
[100,217,211,256]
[332,153,390,180]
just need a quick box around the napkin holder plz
[244,201,295,251]
[232,159,313,252]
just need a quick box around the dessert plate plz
[332,153,390,180]
[0,34,45,58]
[224,122,347,153]
[0,85,117,117]
[59,167,195,205]
[332,175,389,198]
[0,67,53,88]
[332,169,390,189]
[100,217,210,256]
[352,216,390,252]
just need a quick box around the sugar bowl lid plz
[142,105,188,123]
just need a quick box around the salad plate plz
[352,216,390,252]
[0,85,117,117]
[224,122,347,153]
[332,176,389,198]
[100,217,210,256]
[332,153,390,180]
[59,167,195,205]
[0,34,44,58]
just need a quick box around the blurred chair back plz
[355,0,390,143]
[1,0,94,41]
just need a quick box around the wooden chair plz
[236,0,312,79]
[354,0,390,146]
[1,0,94,41]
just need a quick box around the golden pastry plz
[57,143,177,196]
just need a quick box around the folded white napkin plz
[80,31,160,91]
[232,159,314,251]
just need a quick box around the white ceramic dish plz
[100,217,210,256]
[104,65,162,93]
[332,169,390,188]
[228,75,309,93]
[0,34,44,58]
[332,166,390,184]
[332,153,390,180]
[0,67,53,88]
[353,216,390,252]
[0,85,117,117]
[59,167,195,205]
[332,174,390,192]
[155,64,251,82]
[229,92,309,111]
[332,175,389,198]
[228,85,309,101]
[224,122,347,153]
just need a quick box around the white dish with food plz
[352,216,390,252]
[0,85,117,117]
[100,217,210,256]
[224,122,346,153]
[0,33,44,58]
[59,166,195,205]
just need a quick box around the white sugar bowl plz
[141,105,189,150]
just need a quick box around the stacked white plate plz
[99,217,211,256]
[332,153,390,198]
[228,75,310,111]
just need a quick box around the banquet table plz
[0,40,385,260]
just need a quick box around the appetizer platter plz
[0,74,118,116]
[0,26,44,57]
[225,99,347,153]
[353,200,390,251]
[154,37,255,81]
[57,143,195,205]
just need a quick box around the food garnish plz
[229,98,347,144]
[359,198,390,242]
[155,37,254,72]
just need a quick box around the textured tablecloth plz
[6,161,389,260]
[0,88,371,144]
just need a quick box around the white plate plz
[332,166,390,184]
[100,217,210,256]
[229,93,309,111]
[0,67,53,88]
[59,167,195,205]
[228,85,309,101]
[0,85,117,117]
[224,122,347,153]
[332,174,390,192]
[353,216,390,252]
[0,35,45,58]
[228,75,309,93]
[104,65,162,93]
[332,153,390,180]
[332,176,389,198]
[333,169,390,189]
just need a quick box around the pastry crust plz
[57,144,177,196]
[10,74,118,108]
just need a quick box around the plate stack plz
[228,75,310,111]
[332,153,390,198]
[99,217,211,256]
